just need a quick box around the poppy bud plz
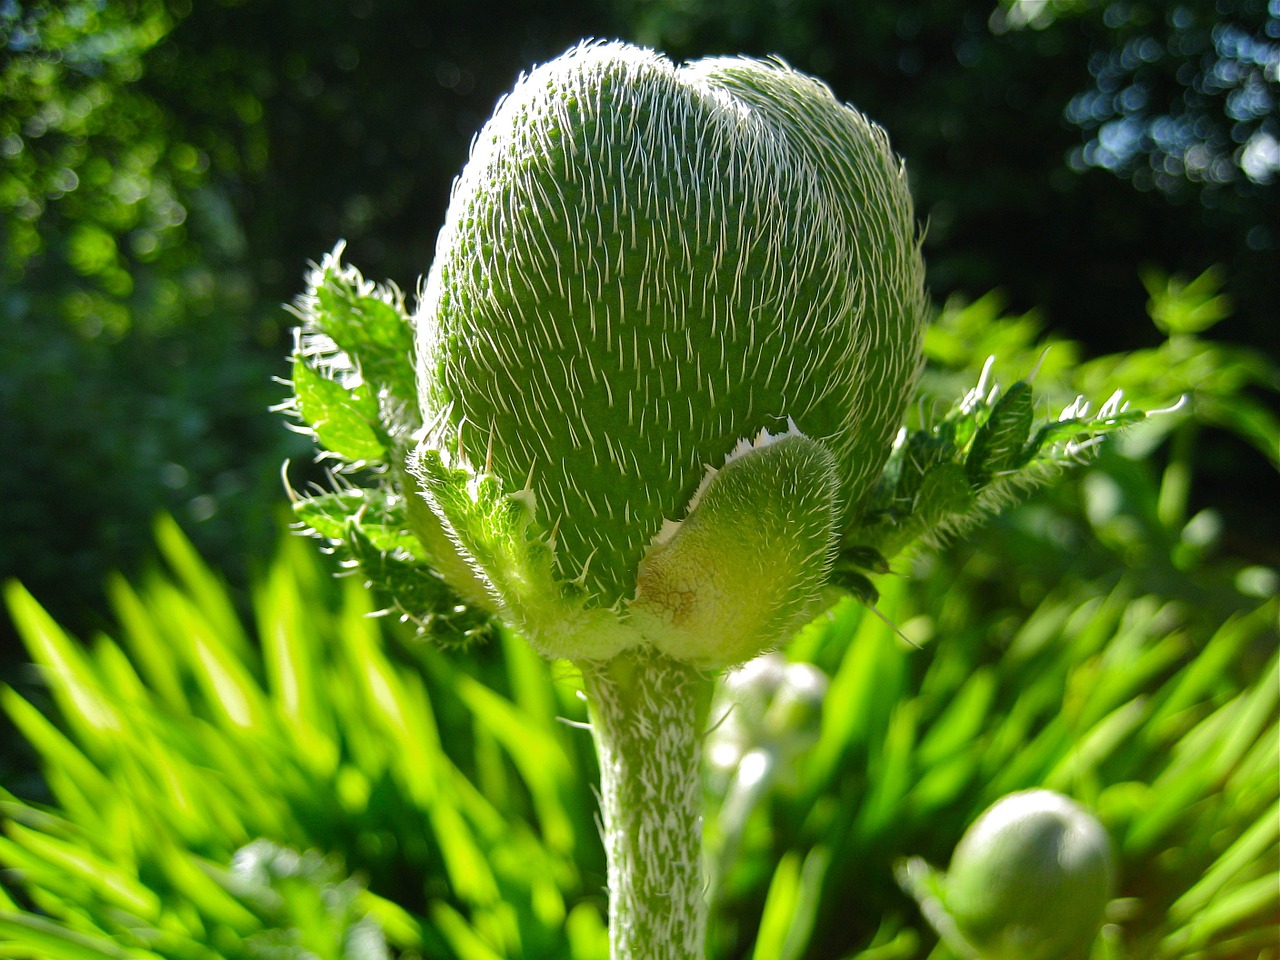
[410,40,926,664]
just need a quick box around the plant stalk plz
[580,649,714,960]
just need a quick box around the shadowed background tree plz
[2,0,1276,650]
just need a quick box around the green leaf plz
[3,582,121,753]
[292,354,387,464]
[1142,264,1232,336]
[965,380,1034,487]
[565,902,609,960]
[854,700,917,842]
[445,663,577,855]
[0,913,139,960]
[891,420,960,507]
[916,668,997,767]
[1162,871,1280,953]
[752,847,829,960]
[428,902,505,960]
[1168,796,1280,922]
[292,484,428,562]
[0,823,159,919]
[292,487,490,646]
[301,244,418,410]
[1199,392,1280,469]
[293,487,373,542]
[106,573,190,713]
[0,691,112,829]
[155,515,247,641]
[802,591,908,796]
[912,462,975,530]
[1043,697,1150,791]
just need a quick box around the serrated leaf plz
[344,523,491,648]
[292,356,387,464]
[894,422,959,506]
[292,485,492,646]
[296,485,423,555]
[306,249,418,408]
[1027,408,1146,462]
[293,487,371,542]
[915,462,974,521]
[965,380,1034,487]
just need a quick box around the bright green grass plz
[1,515,1275,959]
[715,577,1277,960]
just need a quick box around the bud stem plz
[580,649,714,960]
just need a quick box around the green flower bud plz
[410,40,926,664]
[900,789,1115,960]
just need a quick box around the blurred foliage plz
[0,517,611,959]
[618,0,1279,350]
[2,0,213,339]
[697,269,1280,959]
[1,3,1277,952]
[0,0,296,642]
[0,508,1274,958]
[1,0,1277,650]
[916,265,1280,630]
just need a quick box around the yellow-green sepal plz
[629,431,842,669]
[409,446,638,661]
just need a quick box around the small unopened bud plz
[899,789,1114,960]
[708,653,827,776]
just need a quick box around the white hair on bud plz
[415,40,926,602]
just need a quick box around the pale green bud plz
[410,40,926,664]
[899,789,1115,960]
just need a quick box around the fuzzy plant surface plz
[282,39,1152,960]
[407,40,927,667]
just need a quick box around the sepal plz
[630,432,842,668]
[409,447,638,660]
[290,484,491,648]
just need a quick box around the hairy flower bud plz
[410,40,926,664]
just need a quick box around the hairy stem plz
[580,649,714,960]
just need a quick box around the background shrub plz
[2,0,1276,643]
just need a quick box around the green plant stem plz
[580,649,714,960]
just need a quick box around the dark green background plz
[3,0,1277,644]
